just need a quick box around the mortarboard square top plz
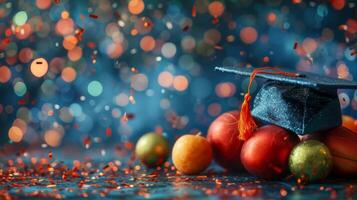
[215,66,357,135]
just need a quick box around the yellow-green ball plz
[289,140,332,183]
[135,133,170,168]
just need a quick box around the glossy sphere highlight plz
[289,140,332,183]
[323,127,357,176]
[241,125,299,180]
[135,133,169,168]
[172,134,213,175]
[207,111,244,171]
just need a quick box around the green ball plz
[135,132,170,168]
[289,140,332,183]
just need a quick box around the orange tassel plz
[238,93,257,140]
[238,67,299,141]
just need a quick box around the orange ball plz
[342,115,357,133]
[323,126,357,176]
[172,134,213,175]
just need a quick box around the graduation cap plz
[215,66,357,139]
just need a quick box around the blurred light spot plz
[44,129,63,147]
[59,107,73,123]
[215,82,236,98]
[208,1,225,17]
[63,35,78,50]
[13,118,27,133]
[302,38,317,54]
[14,82,27,97]
[331,0,345,10]
[158,71,174,88]
[173,75,189,91]
[161,42,176,58]
[115,93,129,106]
[55,18,74,36]
[208,103,221,117]
[267,12,277,25]
[61,67,77,82]
[140,36,156,51]
[107,42,123,58]
[30,58,48,77]
[131,73,148,91]
[8,126,23,143]
[15,23,32,40]
[0,66,11,83]
[69,103,82,117]
[68,46,82,61]
[204,29,221,45]
[36,0,51,10]
[88,81,103,97]
[61,11,70,19]
[128,0,145,15]
[181,36,196,52]
[240,27,258,44]
[13,11,28,26]
[19,47,33,63]
[160,98,170,109]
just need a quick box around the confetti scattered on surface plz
[0,0,356,199]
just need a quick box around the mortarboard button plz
[215,66,357,135]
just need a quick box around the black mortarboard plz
[215,66,357,135]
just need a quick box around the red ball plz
[207,111,244,171]
[241,125,300,180]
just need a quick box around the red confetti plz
[54,0,60,4]
[75,27,85,41]
[212,17,219,24]
[89,14,98,19]
[114,11,121,19]
[351,51,357,56]
[83,136,92,149]
[48,151,52,160]
[122,112,135,122]
[182,25,190,32]
[192,4,196,17]
[87,42,96,49]
[105,128,112,137]
[1,38,10,45]
[293,41,298,50]
[91,52,96,63]
[214,45,223,50]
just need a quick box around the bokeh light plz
[161,43,177,58]
[13,82,27,97]
[61,67,77,83]
[173,75,189,92]
[8,126,23,143]
[88,81,103,97]
[13,11,28,26]
[158,71,174,88]
[0,66,11,83]
[131,74,149,91]
[215,82,236,98]
[128,0,145,15]
[208,1,225,17]
[240,27,258,44]
[44,129,63,147]
[36,0,52,10]
[140,36,156,52]
[30,58,48,78]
